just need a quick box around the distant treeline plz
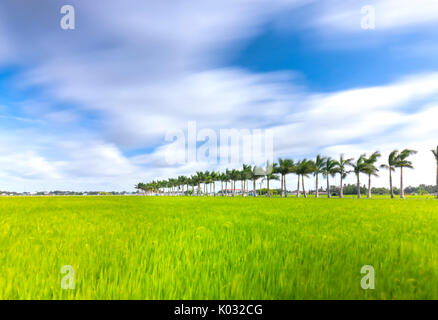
[325,184,437,196]
[226,184,437,196]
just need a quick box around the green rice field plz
[1,196,438,299]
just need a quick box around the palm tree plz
[395,149,417,198]
[380,150,399,198]
[241,164,252,196]
[158,180,167,195]
[313,155,326,198]
[218,172,226,196]
[277,158,295,197]
[191,175,198,196]
[322,157,337,198]
[351,155,366,198]
[432,146,438,199]
[334,155,353,198]
[230,169,241,197]
[177,175,186,195]
[265,162,278,197]
[295,160,302,198]
[248,165,263,197]
[204,171,212,196]
[210,171,218,196]
[135,183,145,194]
[362,151,381,198]
[196,171,204,196]
[224,169,231,196]
[185,176,192,196]
[168,178,177,195]
[296,159,315,198]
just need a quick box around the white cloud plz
[0,1,437,192]
[316,0,438,32]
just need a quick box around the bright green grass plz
[1,196,438,300]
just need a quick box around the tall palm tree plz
[168,178,177,195]
[249,165,263,197]
[380,150,399,198]
[295,160,302,198]
[296,159,315,198]
[210,171,218,196]
[362,151,381,198]
[277,158,287,198]
[322,157,337,198]
[224,169,231,196]
[196,171,204,196]
[177,175,186,195]
[277,158,295,197]
[265,162,278,197]
[191,175,198,196]
[241,164,252,197]
[204,171,212,196]
[395,149,417,198]
[432,146,438,199]
[218,172,226,196]
[334,155,353,198]
[285,159,297,198]
[185,176,192,196]
[351,155,366,198]
[313,155,326,198]
[230,169,241,197]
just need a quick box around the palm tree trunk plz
[266,178,270,197]
[389,169,394,198]
[232,181,235,197]
[400,167,404,198]
[340,174,344,198]
[253,179,257,197]
[315,175,319,198]
[280,174,284,197]
[284,175,288,198]
[327,175,330,198]
[356,173,361,199]
[367,174,372,198]
[297,175,300,198]
[436,165,438,199]
[302,175,307,198]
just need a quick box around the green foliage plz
[258,188,280,196]
[405,184,437,194]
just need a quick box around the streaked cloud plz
[0,0,437,191]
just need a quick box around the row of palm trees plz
[137,147,438,199]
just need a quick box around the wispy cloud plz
[0,0,437,191]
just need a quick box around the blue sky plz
[231,27,438,91]
[1,0,438,191]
